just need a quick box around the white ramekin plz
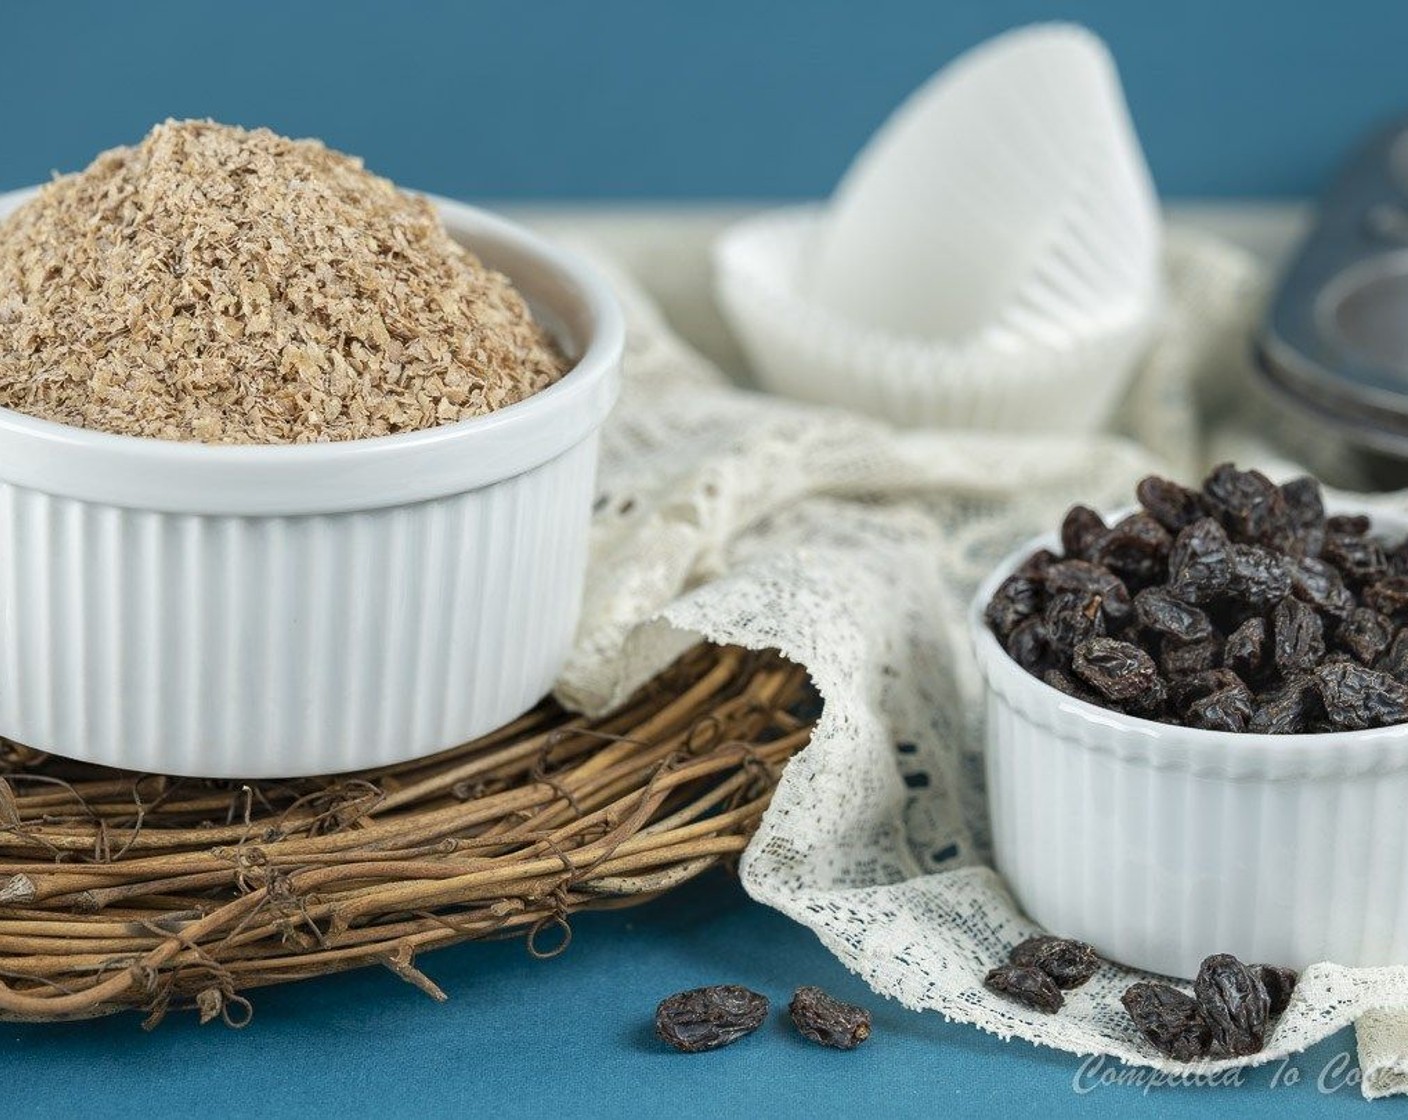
[0,188,623,779]
[971,510,1408,978]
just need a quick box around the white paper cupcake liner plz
[714,205,1159,432]
[714,24,1162,433]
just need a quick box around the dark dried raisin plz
[1094,513,1172,588]
[1280,476,1326,556]
[984,963,1063,1014]
[1228,545,1292,611]
[1364,576,1408,620]
[1045,560,1132,624]
[985,574,1042,640]
[1194,953,1269,1057]
[1160,634,1224,677]
[1224,617,1268,680]
[1122,982,1212,1062]
[1072,638,1159,702]
[1016,548,1060,582]
[1378,630,1408,682]
[1335,608,1396,665]
[1134,587,1212,642]
[1168,668,1245,709]
[1137,475,1206,532]
[1170,518,1234,604]
[788,986,872,1050]
[1009,936,1100,989]
[1251,965,1298,1016]
[1188,685,1253,732]
[1314,662,1408,731]
[1323,531,1387,586]
[655,985,769,1052]
[1272,596,1325,674]
[1061,505,1107,561]
[1006,618,1057,677]
[1248,675,1318,734]
[1202,463,1290,547]
[1286,556,1354,620]
[1327,514,1371,535]
[1044,590,1107,657]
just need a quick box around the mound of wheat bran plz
[0,121,569,444]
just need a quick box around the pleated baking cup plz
[807,24,1161,345]
[714,205,1160,432]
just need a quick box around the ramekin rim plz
[0,188,625,514]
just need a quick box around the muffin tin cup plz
[970,509,1408,978]
[0,189,623,778]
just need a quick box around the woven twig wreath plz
[0,645,816,1026]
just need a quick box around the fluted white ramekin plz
[971,511,1408,978]
[0,188,623,779]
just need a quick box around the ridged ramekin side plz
[0,436,598,778]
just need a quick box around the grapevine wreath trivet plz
[0,645,816,1026]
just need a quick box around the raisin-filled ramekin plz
[0,189,622,778]
[971,509,1408,978]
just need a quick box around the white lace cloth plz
[555,224,1408,1099]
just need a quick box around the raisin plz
[1272,596,1325,674]
[1188,685,1254,732]
[1378,630,1408,682]
[984,964,1063,1014]
[1072,638,1159,702]
[1042,669,1101,704]
[1160,634,1224,677]
[985,574,1042,640]
[1061,505,1107,561]
[1286,555,1354,620]
[788,986,872,1050]
[1009,936,1100,989]
[1016,548,1060,582]
[1137,475,1206,532]
[1121,982,1212,1062]
[1314,662,1408,731]
[1168,668,1245,709]
[1323,531,1387,587]
[1093,513,1172,589]
[1327,514,1371,535]
[1228,545,1292,611]
[1335,608,1395,665]
[1170,518,1234,604]
[1364,576,1408,620]
[1280,476,1326,556]
[1194,953,1269,1057]
[1224,617,1267,679]
[1045,560,1132,624]
[1006,618,1057,677]
[655,985,769,1052]
[1248,676,1318,734]
[1134,587,1212,643]
[1251,965,1298,1016]
[1044,590,1107,657]
[1202,463,1290,547]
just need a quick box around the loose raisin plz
[1170,518,1234,604]
[1006,618,1057,677]
[1335,607,1396,665]
[1188,684,1254,732]
[788,986,872,1050]
[1045,560,1132,624]
[1044,590,1107,657]
[1224,617,1268,680]
[984,963,1063,1014]
[1251,965,1298,1016]
[1280,476,1327,556]
[1122,982,1212,1062]
[1248,676,1318,734]
[1009,936,1100,989]
[1194,953,1269,1057]
[1323,531,1387,587]
[1094,513,1172,589]
[1364,576,1408,620]
[1160,634,1224,678]
[1227,545,1292,612]
[1286,556,1354,620]
[655,985,769,1052]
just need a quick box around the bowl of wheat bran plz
[0,122,623,777]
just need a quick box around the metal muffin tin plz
[1258,121,1408,457]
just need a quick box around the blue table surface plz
[7,870,1376,1118]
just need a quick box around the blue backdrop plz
[1,0,1405,201]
